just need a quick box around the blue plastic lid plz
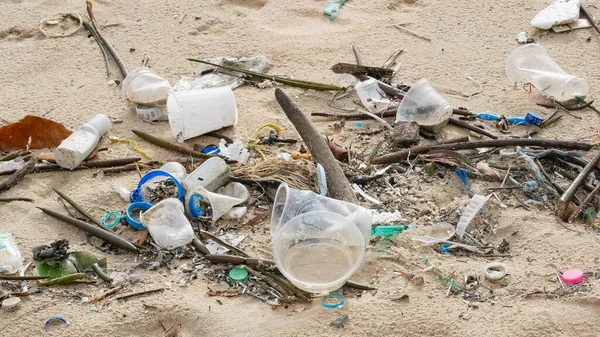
[126,201,153,229]
[187,191,213,219]
[133,170,184,203]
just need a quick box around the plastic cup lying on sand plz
[185,182,249,223]
[167,87,238,143]
[122,67,172,105]
[395,78,452,132]
[141,198,195,250]
[182,157,230,192]
[270,183,372,245]
[506,43,588,102]
[273,211,365,294]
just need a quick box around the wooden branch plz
[116,288,165,300]
[331,63,394,78]
[275,88,358,204]
[448,118,498,139]
[90,285,122,303]
[370,137,469,165]
[132,130,212,159]
[581,5,600,34]
[53,188,105,230]
[37,207,139,252]
[311,110,396,120]
[0,157,142,176]
[0,155,36,194]
[557,151,600,220]
[204,254,276,269]
[191,237,210,255]
[0,197,34,203]
[568,183,600,223]
[0,275,49,281]
[244,266,291,297]
[428,139,592,151]
[86,1,129,78]
[199,230,249,257]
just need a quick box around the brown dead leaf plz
[0,115,72,152]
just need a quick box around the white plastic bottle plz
[54,114,111,169]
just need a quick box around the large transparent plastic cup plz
[271,183,372,245]
[272,211,365,294]
[506,43,588,102]
[395,78,452,132]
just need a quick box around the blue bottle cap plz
[126,202,153,229]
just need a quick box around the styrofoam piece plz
[354,78,391,113]
[516,32,528,43]
[531,0,581,30]
[167,87,238,143]
[122,67,172,104]
[456,194,491,239]
[54,114,111,170]
[395,78,452,132]
[552,17,594,32]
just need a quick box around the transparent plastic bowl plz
[272,211,365,294]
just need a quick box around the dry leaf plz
[0,115,71,151]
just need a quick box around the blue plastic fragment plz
[202,145,220,155]
[455,168,472,192]
[44,316,68,331]
[441,243,452,254]
[322,293,344,308]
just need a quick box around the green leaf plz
[38,273,87,286]
[70,251,106,271]
[33,260,77,278]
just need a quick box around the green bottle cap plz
[229,267,249,282]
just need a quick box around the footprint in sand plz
[218,0,267,10]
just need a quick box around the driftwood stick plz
[90,285,122,303]
[393,24,432,41]
[428,139,592,151]
[0,157,142,176]
[448,118,498,139]
[0,197,34,203]
[370,137,469,165]
[86,1,129,78]
[0,275,49,281]
[37,207,139,252]
[53,188,104,230]
[581,5,600,34]
[264,272,311,302]
[0,155,36,194]
[199,230,249,257]
[191,237,210,255]
[204,254,276,269]
[568,183,600,223]
[132,130,212,159]
[345,280,377,290]
[244,266,291,297]
[557,151,600,220]
[351,43,363,65]
[116,287,165,300]
[275,88,358,204]
[103,161,159,175]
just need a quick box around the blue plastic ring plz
[44,316,68,331]
[101,211,121,228]
[126,202,153,229]
[321,292,344,309]
[133,170,184,203]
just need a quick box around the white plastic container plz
[0,233,23,274]
[167,87,238,143]
[159,162,188,183]
[54,114,111,170]
[354,78,391,113]
[271,183,372,246]
[185,182,249,223]
[141,198,195,250]
[122,67,172,105]
[395,78,452,132]
[506,44,588,102]
[182,157,230,192]
[273,211,365,294]
[136,105,168,121]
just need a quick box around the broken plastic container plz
[159,162,187,183]
[456,194,491,239]
[506,43,588,102]
[167,87,238,143]
[271,183,372,245]
[395,78,452,132]
[354,78,391,113]
[185,182,249,223]
[0,233,23,274]
[136,105,168,121]
[272,211,365,294]
[54,114,111,170]
[412,222,456,245]
[132,170,184,204]
[122,67,172,105]
[141,198,195,250]
[182,157,230,192]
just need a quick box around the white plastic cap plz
[85,114,112,135]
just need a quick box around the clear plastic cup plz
[272,211,365,294]
[271,183,372,245]
[395,78,452,132]
[167,87,238,143]
[506,43,588,102]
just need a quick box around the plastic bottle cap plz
[229,267,248,282]
[2,297,21,312]
[562,269,584,285]
[126,202,153,229]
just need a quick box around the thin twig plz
[568,183,600,223]
[0,197,34,203]
[351,43,363,65]
[81,20,110,77]
[581,5,600,34]
[199,230,249,257]
[392,24,432,41]
[0,155,36,194]
[86,1,129,78]
[244,266,290,297]
[53,188,104,230]
[91,263,113,283]
[132,130,212,159]
[90,285,122,303]
[116,287,165,300]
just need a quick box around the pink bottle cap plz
[561,269,584,285]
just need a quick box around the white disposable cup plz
[505,43,588,102]
[167,87,238,143]
[395,78,452,132]
[122,67,172,105]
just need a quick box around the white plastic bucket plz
[167,87,238,143]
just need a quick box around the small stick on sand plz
[393,24,432,42]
